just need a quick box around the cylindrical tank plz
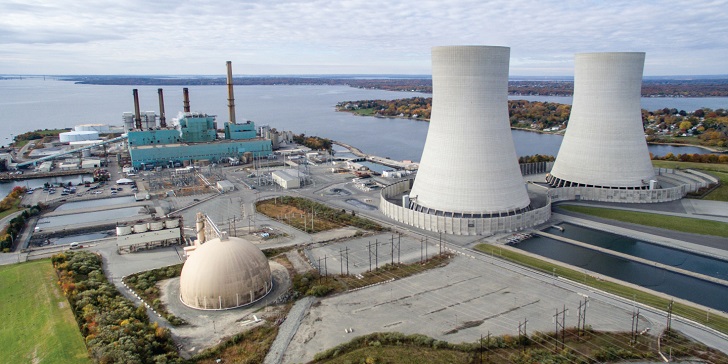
[165,219,180,229]
[149,220,164,231]
[548,52,654,189]
[116,225,133,236]
[133,223,148,233]
[409,46,530,215]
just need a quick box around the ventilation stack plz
[158,88,167,128]
[226,61,237,124]
[132,89,142,130]
[547,52,655,189]
[183,87,191,113]
[408,46,530,217]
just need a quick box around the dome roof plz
[180,236,272,310]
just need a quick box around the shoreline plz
[646,141,726,153]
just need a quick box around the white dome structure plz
[547,52,655,189]
[408,46,530,216]
[180,236,272,310]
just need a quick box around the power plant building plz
[547,52,656,189]
[125,62,273,169]
[380,46,551,235]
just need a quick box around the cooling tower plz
[547,52,655,189]
[408,46,530,216]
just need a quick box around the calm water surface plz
[512,235,728,311]
[1,78,725,163]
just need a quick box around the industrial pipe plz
[132,89,142,130]
[226,61,236,124]
[158,88,167,128]
[183,87,191,113]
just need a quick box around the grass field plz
[557,204,728,237]
[474,245,728,335]
[651,160,728,201]
[0,260,89,363]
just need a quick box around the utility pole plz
[420,238,424,263]
[631,308,640,346]
[345,246,349,275]
[439,231,442,255]
[518,318,528,352]
[368,241,372,272]
[340,248,344,275]
[553,305,568,351]
[375,239,379,269]
[390,234,395,265]
[397,232,401,264]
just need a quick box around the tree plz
[679,121,693,131]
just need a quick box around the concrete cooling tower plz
[408,46,531,216]
[547,52,655,189]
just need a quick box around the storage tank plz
[165,219,180,229]
[75,124,110,133]
[59,131,99,143]
[133,223,148,233]
[116,225,133,236]
[149,220,165,231]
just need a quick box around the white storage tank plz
[59,131,99,143]
[149,220,165,231]
[75,124,110,133]
[133,223,148,233]
[165,219,180,229]
[116,225,133,236]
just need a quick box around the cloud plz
[0,0,726,75]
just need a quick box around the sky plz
[1,0,727,76]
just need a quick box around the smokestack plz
[157,88,167,128]
[183,87,191,113]
[226,61,236,124]
[132,89,142,130]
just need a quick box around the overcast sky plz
[2,0,727,76]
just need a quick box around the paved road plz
[458,245,728,355]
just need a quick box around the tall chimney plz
[183,87,191,113]
[157,88,167,128]
[132,89,142,130]
[226,61,236,124]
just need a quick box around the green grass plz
[475,245,728,335]
[0,260,90,363]
[557,204,728,237]
[0,202,23,220]
[652,160,728,201]
[351,107,377,116]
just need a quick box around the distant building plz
[216,180,235,193]
[272,169,302,189]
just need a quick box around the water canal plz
[511,226,728,311]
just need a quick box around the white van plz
[69,242,80,249]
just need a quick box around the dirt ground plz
[158,261,292,358]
